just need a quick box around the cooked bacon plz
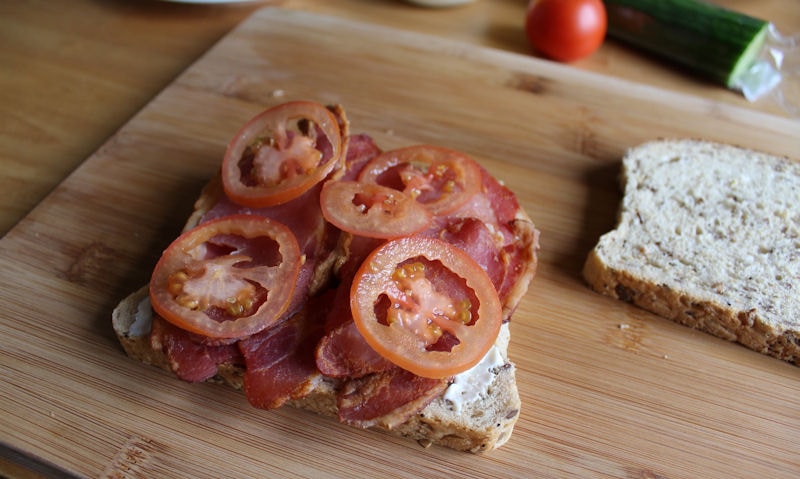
[424,161,536,319]
[150,315,243,383]
[430,217,505,290]
[160,133,383,407]
[153,129,535,428]
[337,368,449,429]
[318,141,533,426]
[202,184,325,256]
[238,298,328,410]
[199,182,339,328]
[332,235,383,286]
[316,317,394,378]
[479,165,519,224]
[315,236,391,379]
[341,133,382,181]
[469,165,539,318]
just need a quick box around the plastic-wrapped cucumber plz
[603,0,800,116]
[603,0,769,88]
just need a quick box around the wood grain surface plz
[1,8,799,478]
[3,0,799,239]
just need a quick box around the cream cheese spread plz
[443,323,509,412]
[130,295,153,337]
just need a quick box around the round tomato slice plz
[320,180,433,239]
[350,236,502,379]
[357,145,482,216]
[149,214,302,340]
[221,101,343,208]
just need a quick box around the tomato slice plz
[149,214,302,340]
[221,101,343,208]
[350,236,502,379]
[320,180,433,239]
[357,145,482,216]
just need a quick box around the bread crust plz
[114,156,537,452]
[583,139,799,365]
[113,286,521,452]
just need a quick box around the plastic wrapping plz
[733,24,800,116]
[603,0,800,118]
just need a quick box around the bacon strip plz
[432,217,505,288]
[340,133,382,181]
[318,141,532,426]
[201,182,335,303]
[337,368,449,429]
[238,300,327,410]
[316,318,394,378]
[479,164,520,225]
[152,129,535,427]
[150,315,243,383]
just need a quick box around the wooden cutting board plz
[1,8,798,478]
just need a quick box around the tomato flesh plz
[320,180,433,239]
[149,214,302,339]
[358,145,482,216]
[351,236,502,379]
[525,0,607,62]
[222,101,343,208]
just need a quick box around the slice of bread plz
[113,170,535,453]
[584,139,799,365]
[112,101,538,451]
[112,285,521,452]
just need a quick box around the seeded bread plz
[112,285,521,452]
[112,167,538,452]
[583,139,800,365]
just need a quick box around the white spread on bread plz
[113,102,539,452]
[131,296,153,337]
[444,323,509,412]
[131,290,512,415]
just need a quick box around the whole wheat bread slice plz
[584,139,800,365]
[112,171,538,453]
[113,286,521,452]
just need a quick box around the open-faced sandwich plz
[112,101,540,452]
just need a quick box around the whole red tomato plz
[525,0,607,62]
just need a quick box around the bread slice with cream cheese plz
[112,167,538,452]
[113,284,522,452]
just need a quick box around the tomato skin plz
[320,180,433,239]
[525,0,607,62]
[221,101,343,208]
[149,214,302,340]
[350,236,502,379]
[357,145,482,216]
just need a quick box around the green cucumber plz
[603,0,770,88]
